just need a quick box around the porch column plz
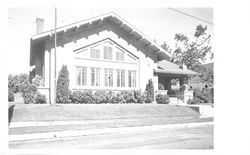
[165,77,172,91]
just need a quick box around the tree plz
[56,65,71,103]
[161,25,213,85]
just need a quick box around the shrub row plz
[21,84,47,104]
[8,74,47,104]
[187,97,204,104]
[193,89,213,103]
[187,88,214,104]
[69,90,146,104]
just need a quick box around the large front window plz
[104,68,113,87]
[104,46,113,60]
[91,67,100,86]
[128,70,136,87]
[117,69,125,87]
[76,66,87,86]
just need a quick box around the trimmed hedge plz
[70,90,93,104]
[156,94,170,104]
[69,90,146,104]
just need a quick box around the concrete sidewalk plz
[9,121,213,142]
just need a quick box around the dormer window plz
[104,46,113,60]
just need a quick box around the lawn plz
[9,102,199,122]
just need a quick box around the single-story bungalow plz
[30,12,198,104]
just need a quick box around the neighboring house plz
[30,12,198,104]
[188,62,214,90]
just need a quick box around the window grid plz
[104,46,113,60]
[104,68,113,87]
[76,66,87,86]
[128,70,136,88]
[117,69,125,87]
[116,51,124,61]
[91,67,100,86]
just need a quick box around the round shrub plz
[21,83,37,104]
[8,89,14,102]
[35,92,47,104]
[156,94,170,104]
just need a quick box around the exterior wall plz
[43,29,157,92]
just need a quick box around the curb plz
[9,120,116,128]
[9,121,213,142]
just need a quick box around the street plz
[9,125,213,149]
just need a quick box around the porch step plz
[169,97,184,105]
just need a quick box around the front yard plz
[9,103,200,122]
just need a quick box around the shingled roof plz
[155,60,199,76]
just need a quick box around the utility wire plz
[168,7,213,25]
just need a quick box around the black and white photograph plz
[1,0,250,154]
[7,7,214,150]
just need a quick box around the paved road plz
[9,125,213,149]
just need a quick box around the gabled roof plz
[31,12,170,61]
[155,60,199,76]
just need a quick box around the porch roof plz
[155,60,199,76]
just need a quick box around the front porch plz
[155,60,199,105]
[156,74,194,105]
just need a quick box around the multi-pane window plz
[104,46,113,60]
[128,70,136,87]
[91,67,100,86]
[116,51,124,61]
[116,69,125,87]
[76,66,87,86]
[90,48,100,58]
[104,68,113,87]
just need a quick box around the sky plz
[8,7,213,75]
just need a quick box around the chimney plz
[36,18,44,34]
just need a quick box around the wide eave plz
[30,12,171,66]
